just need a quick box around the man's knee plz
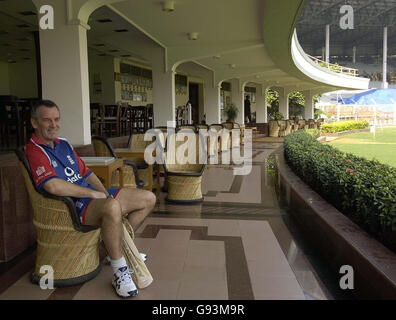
[144,191,156,209]
[103,198,122,222]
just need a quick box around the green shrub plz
[305,129,320,139]
[321,120,369,133]
[284,130,396,251]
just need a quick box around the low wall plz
[0,136,129,262]
[275,147,396,299]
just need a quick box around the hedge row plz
[284,130,396,251]
[321,120,369,133]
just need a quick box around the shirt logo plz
[64,166,82,184]
[64,167,75,177]
[52,160,58,168]
[36,166,45,176]
[67,155,75,165]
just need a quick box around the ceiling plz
[296,0,396,57]
[0,0,371,93]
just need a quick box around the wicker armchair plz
[269,120,280,137]
[308,119,316,129]
[284,120,293,136]
[177,125,196,132]
[91,136,144,189]
[163,131,207,203]
[208,124,226,156]
[15,149,102,287]
[297,119,308,130]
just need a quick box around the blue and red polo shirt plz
[25,133,93,192]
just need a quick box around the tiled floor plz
[0,141,332,300]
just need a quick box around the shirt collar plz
[31,133,60,147]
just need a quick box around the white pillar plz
[34,0,91,145]
[231,79,244,124]
[325,24,330,63]
[204,84,221,124]
[353,46,356,64]
[256,85,268,123]
[337,104,341,121]
[278,88,289,120]
[303,90,314,120]
[152,68,176,126]
[383,26,388,89]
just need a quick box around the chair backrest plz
[209,124,224,132]
[14,148,89,231]
[127,133,155,150]
[91,136,117,158]
[163,130,207,172]
[196,124,209,131]
[222,122,233,131]
[177,125,196,132]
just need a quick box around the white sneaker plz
[112,266,138,298]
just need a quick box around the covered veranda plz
[0,0,375,300]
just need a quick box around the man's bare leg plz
[84,198,123,260]
[115,187,156,230]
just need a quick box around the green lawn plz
[328,127,396,167]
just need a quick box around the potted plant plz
[271,112,284,120]
[224,103,239,123]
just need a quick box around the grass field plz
[328,127,396,167]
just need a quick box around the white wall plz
[0,62,10,95]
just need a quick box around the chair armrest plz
[122,160,144,188]
[40,191,100,233]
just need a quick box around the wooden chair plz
[91,136,144,189]
[208,124,224,157]
[15,148,102,286]
[95,104,121,137]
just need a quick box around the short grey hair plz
[31,100,60,119]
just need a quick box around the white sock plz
[110,256,127,274]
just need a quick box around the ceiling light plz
[162,0,175,12]
[188,32,199,40]
[213,55,221,59]
[229,64,236,69]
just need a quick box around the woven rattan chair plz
[208,124,225,156]
[15,149,102,287]
[235,123,245,145]
[269,120,280,137]
[298,119,308,130]
[177,125,196,132]
[91,136,144,189]
[308,119,316,129]
[284,120,293,136]
[163,130,207,203]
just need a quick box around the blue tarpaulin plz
[336,89,396,106]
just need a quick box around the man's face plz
[31,106,61,143]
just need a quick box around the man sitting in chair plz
[25,100,156,298]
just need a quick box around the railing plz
[306,55,359,77]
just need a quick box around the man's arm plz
[85,172,110,196]
[43,178,107,199]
